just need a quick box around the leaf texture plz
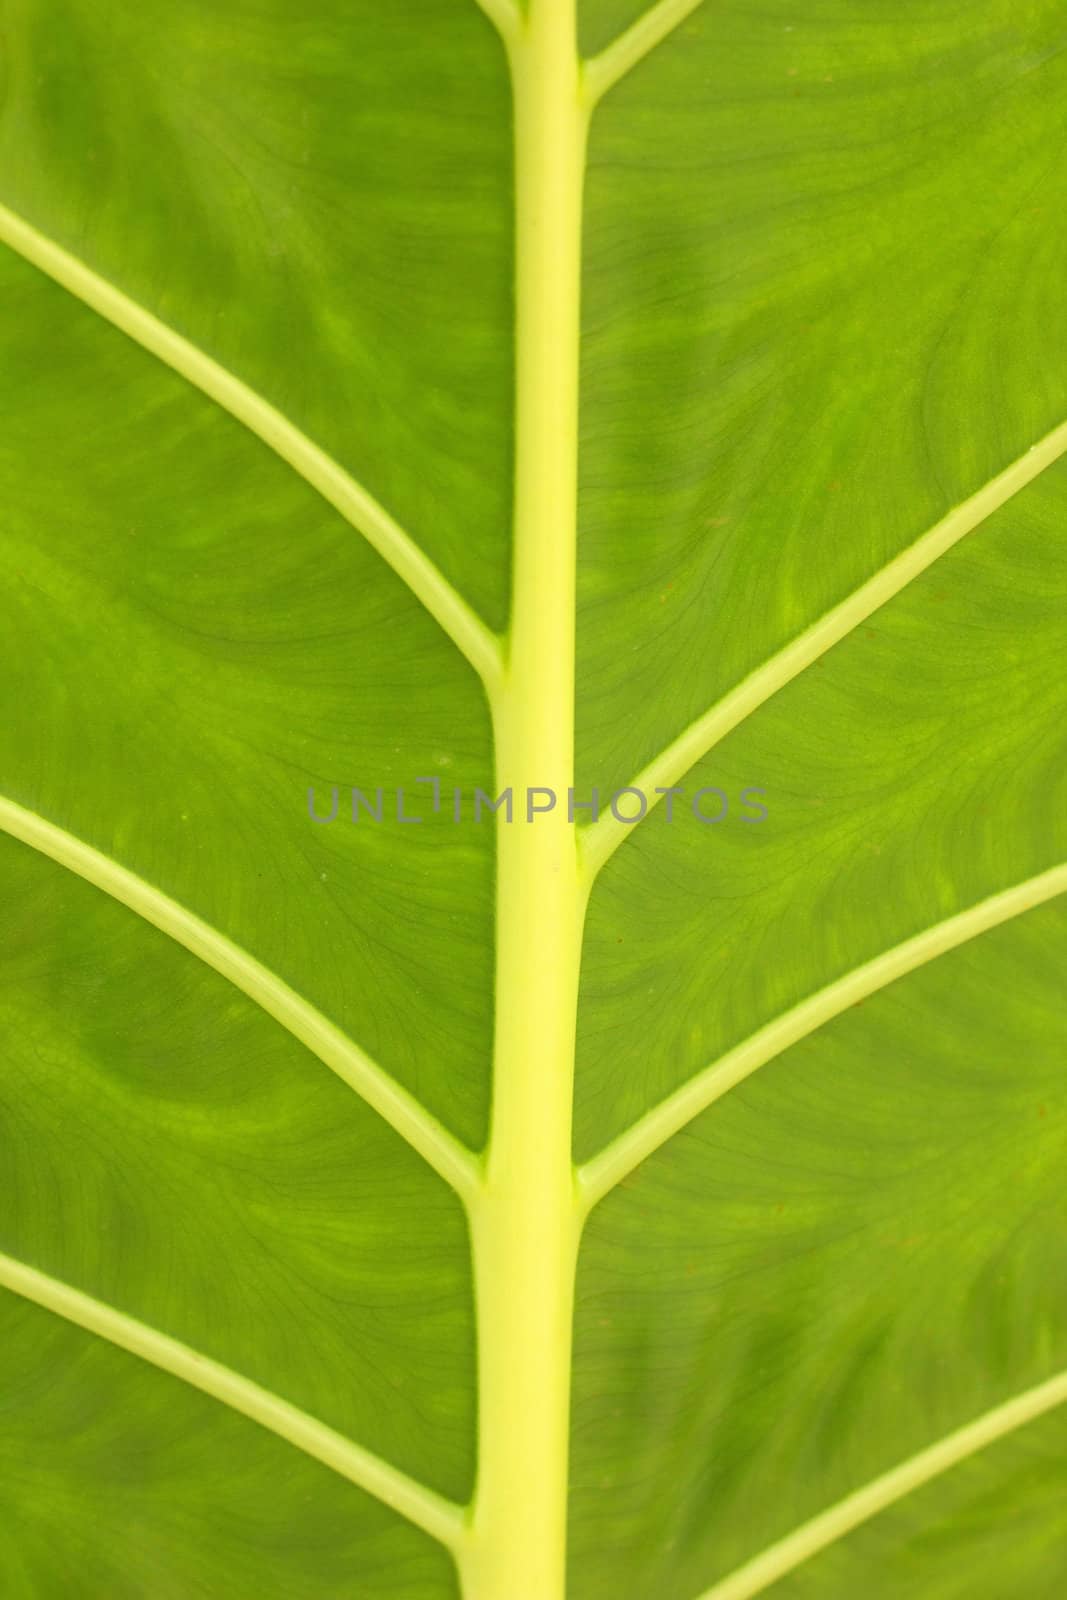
[1,1,1065,1596]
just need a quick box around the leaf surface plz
[1,1,1065,1597]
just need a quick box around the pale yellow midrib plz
[0,1249,466,1550]
[584,0,708,105]
[0,200,502,691]
[579,861,1067,1208]
[581,415,1067,880]
[694,1365,1067,1600]
[461,2,587,1598]
[476,10,1067,1599]
[0,796,481,1205]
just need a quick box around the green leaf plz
[1,2,1065,1598]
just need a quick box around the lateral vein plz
[691,1365,1067,1600]
[0,1250,467,1551]
[0,201,503,692]
[472,0,521,44]
[0,796,482,1207]
[584,0,708,106]
[578,862,1067,1209]
[581,416,1067,880]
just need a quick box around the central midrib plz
[463,3,588,1596]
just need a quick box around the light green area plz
[0,245,496,1148]
[0,836,476,1501]
[723,1400,1067,1600]
[1,1,1066,1597]
[0,0,515,628]
[0,1292,458,1598]
[576,0,1067,794]
[572,901,1067,1598]
[575,469,1067,1156]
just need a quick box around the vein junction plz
[0,201,502,692]
[581,413,1067,881]
[0,1250,466,1551]
[584,0,709,105]
[0,797,480,1205]
[1,0,1063,1587]
[579,861,1067,1207]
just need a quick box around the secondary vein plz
[583,0,708,106]
[0,201,503,692]
[0,1249,467,1551]
[0,796,482,1208]
[472,0,521,45]
[578,861,1067,1209]
[692,1364,1067,1600]
[581,415,1067,880]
